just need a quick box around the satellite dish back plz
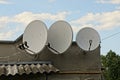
[76,27,100,51]
[23,20,47,55]
[48,20,73,54]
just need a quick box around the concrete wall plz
[0,36,101,80]
[38,42,101,72]
[0,38,35,62]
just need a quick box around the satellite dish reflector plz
[23,20,47,55]
[48,20,73,54]
[76,27,101,51]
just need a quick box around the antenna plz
[47,20,73,54]
[20,20,47,55]
[76,27,101,51]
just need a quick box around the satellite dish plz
[48,20,73,54]
[23,20,47,55]
[76,27,101,51]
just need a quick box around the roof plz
[0,61,59,76]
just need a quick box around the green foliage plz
[101,50,120,80]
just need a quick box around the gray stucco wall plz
[38,42,101,72]
[0,36,101,80]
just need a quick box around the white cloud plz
[0,0,12,4]
[71,11,120,32]
[97,0,120,4]
[0,11,69,40]
[13,11,69,25]
[0,17,10,29]
[0,11,69,27]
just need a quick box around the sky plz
[0,0,120,55]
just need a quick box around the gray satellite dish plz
[76,27,100,51]
[23,20,47,55]
[48,20,73,54]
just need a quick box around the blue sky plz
[0,0,120,55]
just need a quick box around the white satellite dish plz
[76,27,101,51]
[48,20,73,54]
[23,20,47,55]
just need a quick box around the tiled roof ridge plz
[0,62,59,76]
